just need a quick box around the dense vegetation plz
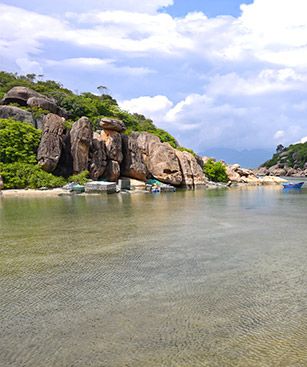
[203,159,228,183]
[0,71,183,148]
[0,118,41,164]
[262,143,307,169]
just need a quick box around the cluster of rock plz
[1,86,207,188]
[37,114,207,187]
[0,86,67,129]
[255,164,307,177]
[226,164,286,185]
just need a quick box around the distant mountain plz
[199,148,274,169]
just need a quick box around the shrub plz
[68,170,90,185]
[0,118,41,164]
[0,163,67,189]
[203,159,229,183]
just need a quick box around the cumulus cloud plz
[120,96,173,120]
[1,0,307,152]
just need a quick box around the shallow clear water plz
[1,186,307,367]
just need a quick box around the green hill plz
[0,71,191,151]
[262,143,307,169]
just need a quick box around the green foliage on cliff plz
[0,71,183,148]
[68,170,89,185]
[203,159,228,183]
[0,162,66,189]
[0,118,42,164]
[263,143,307,169]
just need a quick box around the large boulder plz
[175,151,194,188]
[99,118,126,132]
[37,114,65,172]
[102,160,121,182]
[53,132,73,177]
[146,141,182,186]
[100,129,123,163]
[0,105,35,125]
[70,117,92,174]
[121,133,149,181]
[176,150,206,188]
[89,133,108,180]
[27,97,67,118]
[121,132,183,186]
[2,86,54,106]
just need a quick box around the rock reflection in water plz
[0,187,307,367]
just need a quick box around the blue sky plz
[1,0,307,161]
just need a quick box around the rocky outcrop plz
[37,114,65,172]
[226,164,259,184]
[27,97,67,118]
[0,105,35,125]
[89,134,107,180]
[99,118,126,132]
[121,133,149,181]
[1,86,68,122]
[101,130,123,163]
[102,160,121,182]
[146,141,182,186]
[176,150,206,188]
[122,132,183,185]
[70,117,92,174]
[1,86,48,106]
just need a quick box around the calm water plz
[1,186,307,367]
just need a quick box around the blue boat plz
[282,182,304,189]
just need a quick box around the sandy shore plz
[0,188,68,197]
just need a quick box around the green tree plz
[203,159,228,183]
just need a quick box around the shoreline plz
[0,180,291,198]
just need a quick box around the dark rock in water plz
[100,130,123,163]
[102,160,121,182]
[0,105,35,126]
[37,113,65,172]
[99,118,126,132]
[2,86,54,106]
[89,134,107,180]
[121,133,149,181]
[70,117,92,174]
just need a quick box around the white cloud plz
[120,96,173,121]
[46,58,153,75]
[2,0,307,152]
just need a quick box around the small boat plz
[282,182,304,189]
